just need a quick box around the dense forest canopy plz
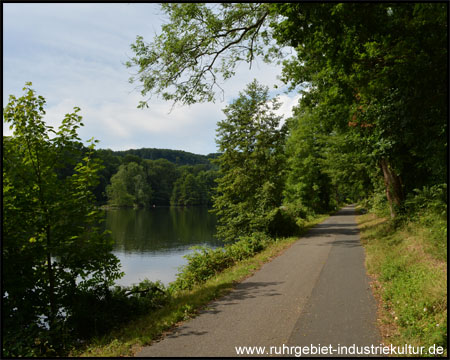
[127,2,447,218]
[93,147,219,206]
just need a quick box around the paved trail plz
[137,205,380,357]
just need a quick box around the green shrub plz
[229,232,271,259]
[171,246,233,290]
[226,238,258,262]
[266,207,300,237]
[369,191,390,217]
[171,232,272,291]
[283,200,314,219]
[66,280,168,340]
[405,184,447,216]
[3,280,169,357]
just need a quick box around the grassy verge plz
[72,214,329,357]
[356,206,447,357]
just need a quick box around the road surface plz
[137,205,380,357]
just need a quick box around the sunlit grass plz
[356,207,447,357]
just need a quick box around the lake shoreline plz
[105,207,220,287]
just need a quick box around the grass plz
[72,214,329,357]
[356,206,447,357]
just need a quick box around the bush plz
[171,247,233,290]
[404,184,447,216]
[266,207,300,237]
[65,280,168,340]
[171,232,272,291]
[225,239,254,262]
[227,232,271,260]
[368,191,390,217]
[283,199,314,219]
[3,280,169,357]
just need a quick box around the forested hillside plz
[93,148,219,206]
[113,147,219,166]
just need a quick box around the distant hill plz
[112,148,220,166]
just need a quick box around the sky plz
[3,3,300,155]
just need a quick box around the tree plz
[2,83,122,356]
[284,108,334,214]
[212,80,287,242]
[125,3,281,107]
[106,162,151,208]
[144,158,179,205]
[284,97,377,213]
[92,149,122,203]
[197,170,218,205]
[272,3,447,217]
[170,168,217,206]
[320,131,376,205]
[127,3,447,217]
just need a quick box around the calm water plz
[105,207,221,287]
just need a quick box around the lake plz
[105,207,222,287]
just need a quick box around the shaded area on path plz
[287,206,381,357]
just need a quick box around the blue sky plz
[3,3,300,155]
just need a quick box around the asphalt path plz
[137,205,380,357]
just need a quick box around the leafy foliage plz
[170,232,271,290]
[2,83,123,356]
[129,3,447,218]
[212,80,287,242]
[104,159,218,208]
[171,169,217,206]
[106,162,152,207]
[126,3,280,106]
[67,280,169,341]
[271,3,447,216]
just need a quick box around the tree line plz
[72,147,218,207]
[105,158,218,207]
[113,147,219,165]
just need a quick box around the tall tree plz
[284,107,334,214]
[170,168,217,206]
[272,2,448,216]
[93,149,122,203]
[213,80,287,242]
[144,158,179,205]
[106,162,152,208]
[3,83,122,356]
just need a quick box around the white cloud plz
[3,3,299,155]
[275,94,302,119]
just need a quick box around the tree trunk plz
[46,225,56,330]
[379,158,404,218]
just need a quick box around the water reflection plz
[105,207,221,286]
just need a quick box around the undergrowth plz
[357,184,447,357]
